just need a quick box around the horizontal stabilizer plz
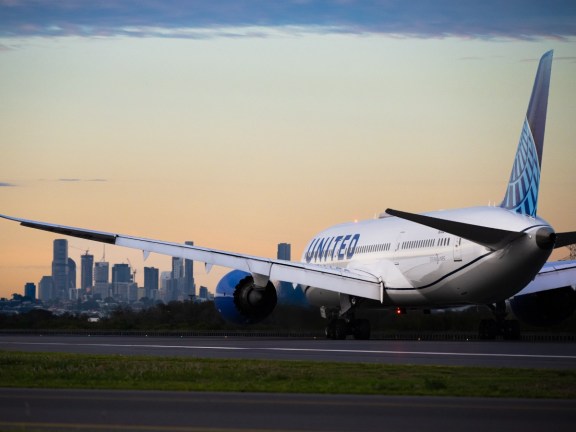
[385,208,526,250]
[555,232,576,249]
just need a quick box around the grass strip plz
[1,350,575,398]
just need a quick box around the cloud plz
[57,178,107,182]
[0,0,574,40]
[0,182,17,187]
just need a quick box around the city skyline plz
[1,2,575,298]
[8,237,288,302]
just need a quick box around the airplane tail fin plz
[500,50,553,217]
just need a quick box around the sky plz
[1,1,576,299]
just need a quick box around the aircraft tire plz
[333,319,348,340]
[325,319,348,340]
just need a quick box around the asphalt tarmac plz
[1,335,576,368]
[0,388,575,432]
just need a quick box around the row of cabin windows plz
[401,237,451,250]
[438,237,451,247]
[356,243,391,254]
[321,237,453,260]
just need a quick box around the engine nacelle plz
[510,287,576,327]
[214,270,277,324]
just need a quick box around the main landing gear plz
[322,296,371,340]
[325,317,371,340]
[478,301,521,340]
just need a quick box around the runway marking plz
[0,421,296,432]
[5,341,576,361]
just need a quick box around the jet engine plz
[214,270,277,324]
[510,287,576,327]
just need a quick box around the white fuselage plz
[301,206,554,309]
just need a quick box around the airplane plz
[2,50,576,340]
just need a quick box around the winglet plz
[501,50,553,217]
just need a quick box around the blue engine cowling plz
[214,270,278,324]
[510,286,576,327]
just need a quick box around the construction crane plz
[69,245,90,256]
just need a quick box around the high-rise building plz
[112,263,131,283]
[80,253,94,291]
[52,239,68,299]
[24,282,36,300]
[111,263,132,301]
[172,257,183,279]
[160,271,172,302]
[68,258,77,299]
[92,261,110,299]
[68,258,76,289]
[199,286,208,300]
[38,276,54,301]
[94,261,109,283]
[144,266,159,299]
[184,241,195,299]
[170,256,184,301]
[277,243,291,261]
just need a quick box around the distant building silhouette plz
[112,263,131,283]
[80,253,94,291]
[112,263,132,300]
[68,257,76,290]
[184,241,195,299]
[277,243,291,261]
[24,282,36,300]
[38,276,54,301]
[92,261,110,300]
[52,239,68,299]
[144,266,159,299]
[160,271,172,301]
[169,257,184,301]
[94,261,109,283]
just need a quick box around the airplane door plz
[453,237,462,262]
[393,232,405,265]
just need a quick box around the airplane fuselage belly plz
[302,207,554,309]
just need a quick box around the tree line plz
[1,301,575,333]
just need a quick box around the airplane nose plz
[535,227,556,249]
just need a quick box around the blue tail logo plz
[501,50,553,217]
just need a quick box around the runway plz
[0,388,575,432]
[1,335,576,368]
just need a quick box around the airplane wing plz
[0,214,383,301]
[514,260,576,297]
